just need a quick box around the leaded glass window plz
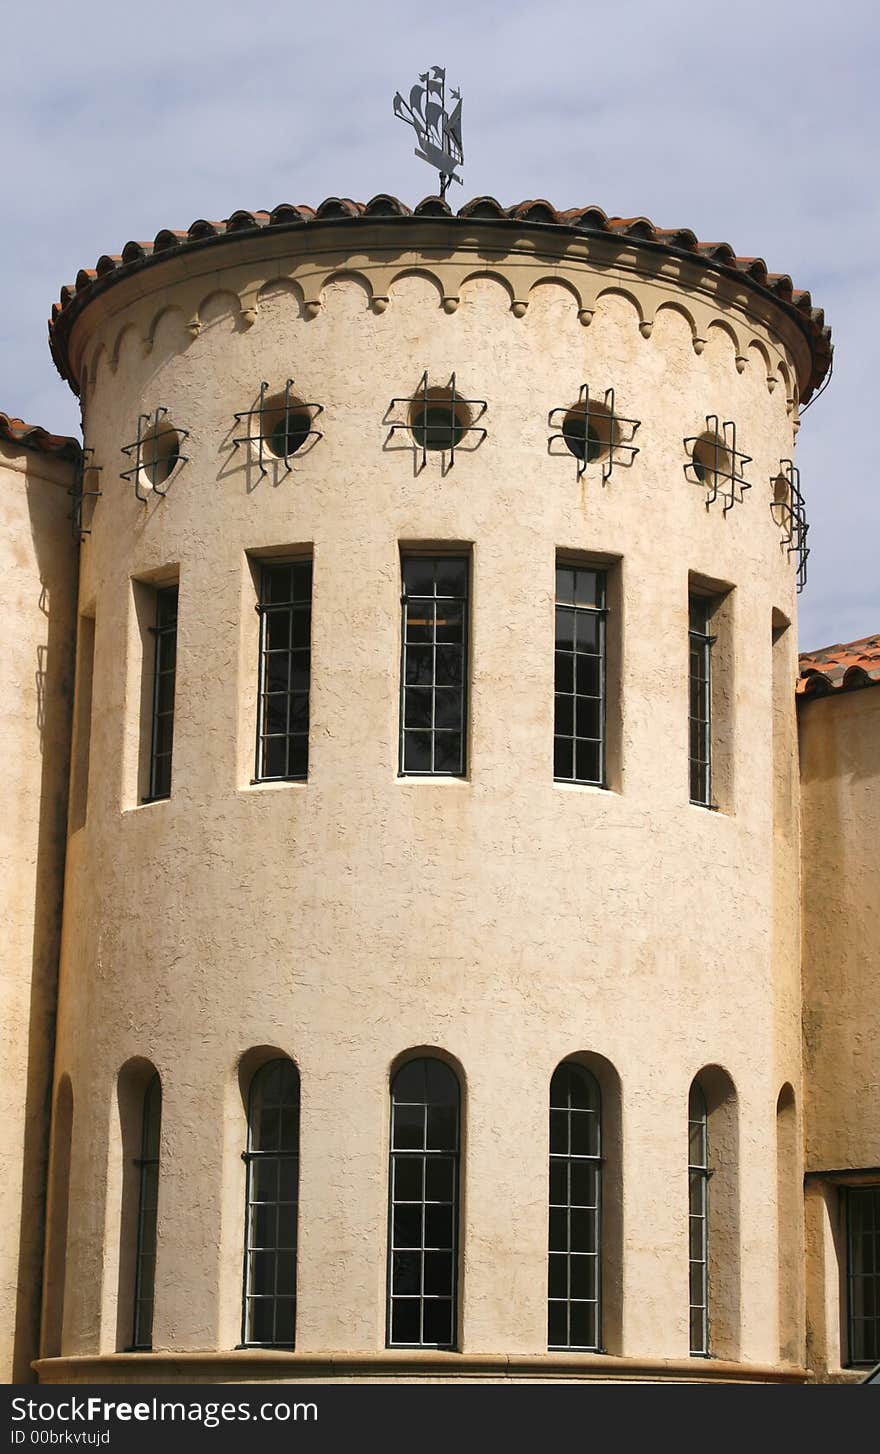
[242,1059,300,1348]
[689,594,714,806]
[148,587,178,800]
[554,565,606,786]
[387,1057,460,1348]
[131,1073,161,1351]
[848,1186,880,1365]
[256,560,312,781]
[688,1079,710,1356]
[548,1061,602,1350]
[399,556,468,776]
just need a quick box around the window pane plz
[432,733,462,774]
[392,1251,421,1295]
[391,1298,420,1345]
[394,1158,424,1201]
[422,1299,452,1347]
[403,732,431,773]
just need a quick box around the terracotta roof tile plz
[0,410,81,461]
[46,194,833,401]
[798,635,880,696]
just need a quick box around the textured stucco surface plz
[45,223,807,1377]
[800,685,880,1377]
[800,686,880,1172]
[0,441,75,1380]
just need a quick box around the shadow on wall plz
[11,473,76,1379]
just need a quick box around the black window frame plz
[688,1079,710,1357]
[689,593,715,807]
[554,563,607,788]
[255,558,313,783]
[146,586,178,802]
[399,554,469,778]
[847,1185,880,1367]
[241,1058,300,1350]
[548,1060,603,1352]
[386,1057,461,1350]
[130,1073,161,1352]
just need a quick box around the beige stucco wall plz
[800,683,880,1378]
[0,439,76,1381]
[42,219,807,1380]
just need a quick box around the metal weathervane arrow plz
[393,66,463,198]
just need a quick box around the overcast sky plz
[2,0,876,650]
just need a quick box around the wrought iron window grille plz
[548,386,640,483]
[388,372,487,470]
[120,408,189,501]
[771,458,810,593]
[68,448,102,541]
[232,380,324,478]
[683,416,751,514]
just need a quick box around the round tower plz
[38,194,830,1382]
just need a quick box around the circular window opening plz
[409,389,471,452]
[261,395,313,458]
[691,431,732,486]
[141,421,181,487]
[561,398,618,464]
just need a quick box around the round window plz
[691,432,732,486]
[266,411,313,458]
[561,409,603,463]
[409,389,471,452]
[560,397,617,464]
[141,420,181,486]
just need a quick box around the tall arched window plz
[131,1073,162,1350]
[688,1078,709,1356]
[387,1056,460,1349]
[548,1060,602,1350]
[242,1058,300,1348]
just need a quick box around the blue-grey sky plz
[3,0,877,649]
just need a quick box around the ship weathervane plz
[393,67,463,198]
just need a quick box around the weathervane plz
[393,67,463,198]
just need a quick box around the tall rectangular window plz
[256,560,312,781]
[554,564,606,786]
[688,594,714,806]
[847,1186,880,1365]
[400,555,468,776]
[148,587,178,801]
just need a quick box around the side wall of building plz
[800,682,880,1377]
[0,440,77,1380]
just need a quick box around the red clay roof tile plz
[0,410,80,461]
[798,635,880,696]
[46,194,832,401]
